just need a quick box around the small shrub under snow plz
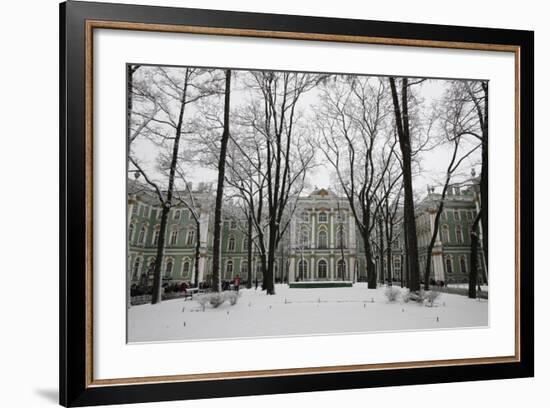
[424,290,441,307]
[384,286,401,302]
[195,291,240,310]
[225,291,240,306]
[401,289,411,303]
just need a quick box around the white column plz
[289,257,295,282]
[310,255,315,280]
[330,257,334,280]
[198,256,206,283]
[329,212,335,248]
[348,213,355,250]
[433,253,444,281]
[311,212,316,248]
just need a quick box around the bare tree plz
[211,69,233,292]
[422,84,482,290]
[129,67,222,303]
[389,77,423,293]
[317,76,396,289]
[238,71,320,294]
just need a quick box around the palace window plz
[182,260,191,276]
[466,210,473,221]
[225,260,234,278]
[147,258,156,275]
[456,226,463,244]
[152,228,160,246]
[129,223,135,243]
[240,261,248,275]
[454,210,460,221]
[298,260,308,279]
[318,212,328,223]
[336,212,346,223]
[318,230,328,249]
[336,226,346,248]
[170,230,178,246]
[138,226,146,244]
[301,212,309,222]
[460,256,468,274]
[441,225,450,243]
[164,259,173,277]
[318,260,328,279]
[337,259,347,278]
[174,210,181,220]
[228,236,236,251]
[186,229,195,246]
[445,257,453,274]
[132,257,141,279]
[394,258,402,276]
[300,228,309,248]
[132,203,138,215]
[242,237,249,251]
[230,220,237,229]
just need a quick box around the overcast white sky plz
[131,67,482,197]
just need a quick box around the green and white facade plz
[127,181,484,286]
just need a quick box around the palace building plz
[127,180,485,287]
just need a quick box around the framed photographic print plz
[59,0,534,406]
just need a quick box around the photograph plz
[126,65,489,343]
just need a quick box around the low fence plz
[432,286,488,299]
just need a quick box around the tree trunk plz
[264,225,277,294]
[211,70,232,292]
[386,243,393,287]
[246,212,253,289]
[423,184,450,290]
[363,235,377,289]
[378,217,385,285]
[468,211,483,298]
[481,83,489,275]
[151,71,189,304]
[193,218,201,288]
[389,77,421,292]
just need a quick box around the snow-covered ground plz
[128,283,488,343]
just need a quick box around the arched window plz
[152,226,160,245]
[455,226,463,244]
[454,210,460,221]
[147,258,156,275]
[186,229,195,246]
[318,260,328,278]
[336,226,346,248]
[164,259,173,277]
[132,257,141,279]
[445,257,453,274]
[182,260,191,276]
[318,230,328,249]
[441,225,449,243]
[230,220,237,229]
[337,259,346,279]
[129,223,135,243]
[225,260,234,278]
[460,256,468,274]
[138,226,146,244]
[240,261,248,275]
[173,210,181,220]
[336,211,346,223]
[170,230,178,245]
[318,212,328,223]
[393,257,402,277]
[301,212,309,222]
[242,237,248,251]
[228,236,236,251]
[298,260,308,279]
[300,227,309,248]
